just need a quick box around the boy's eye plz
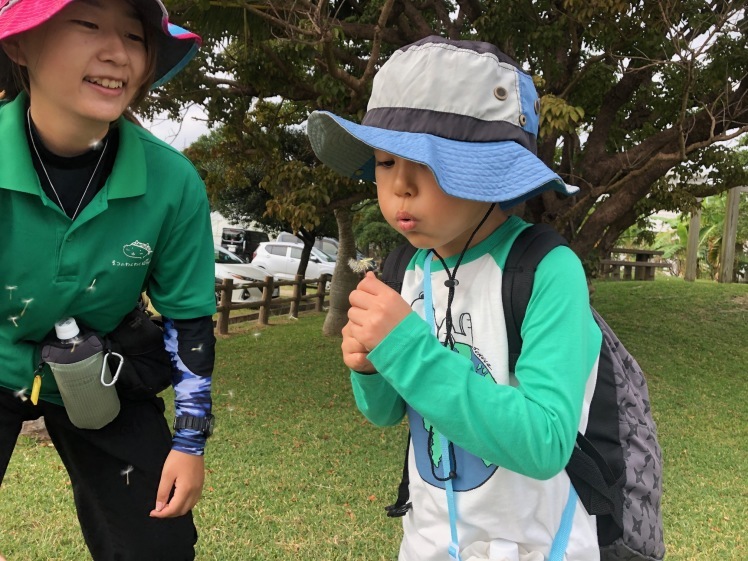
[375,159,395,168]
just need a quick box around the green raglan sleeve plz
[366,246,602,480]
[350,370,407,426]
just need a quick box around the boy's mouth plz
[85,77,125,89]
[396,211,416,231]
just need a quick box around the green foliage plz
[539,95,585,138]
[352,202,405,259]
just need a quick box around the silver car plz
[214,245,278,303]
[251,241,335,281]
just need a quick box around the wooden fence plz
[213,275,331,334]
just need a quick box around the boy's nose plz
[392,161,418,197]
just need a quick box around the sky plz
[141,104,212,151]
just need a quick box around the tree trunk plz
[322,207,360,337]
[20,417,51,441]
[718,186,744,283]
[685,204,702,282]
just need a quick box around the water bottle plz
[41,318,122,430]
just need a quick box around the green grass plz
[1,279,746,560]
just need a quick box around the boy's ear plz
[1,38,27,66]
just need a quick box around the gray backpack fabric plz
[592,309,664,561]
[382,224,665,560]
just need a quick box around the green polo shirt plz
[0,94,216,405]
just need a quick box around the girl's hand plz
[347,272,412,352]
[149,450,205,518]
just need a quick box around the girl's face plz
[374,150,507,258]
[4,0,148,146]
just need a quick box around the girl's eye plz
[73,19,98,29]
[126,32,145,43]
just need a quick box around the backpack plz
[379,224,665,561]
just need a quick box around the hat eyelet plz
[519,114,527,126]
[534,99,541,115]
[493,87,508,101]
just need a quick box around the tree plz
[150,0,748,332]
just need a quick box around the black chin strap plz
[431,203,497,350]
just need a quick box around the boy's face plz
[374,150,506,258]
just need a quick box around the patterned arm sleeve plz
[162,316,215,455]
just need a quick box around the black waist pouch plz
[106,307,172,400]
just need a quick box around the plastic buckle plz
[448,541,461,561]
[384,502,412,518]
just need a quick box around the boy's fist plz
[346,272,412,353]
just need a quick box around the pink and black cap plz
[0,0,201,89]
[307,36,579,208]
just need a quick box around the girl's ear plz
[1,38,27,66]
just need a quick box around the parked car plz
[275,232,375,267]
[214,245,278,303]
[276,232,341,259]
[251,241,336,281]
[220,228,269,262]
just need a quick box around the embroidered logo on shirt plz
[112,241,153,267]
[122,241,153,259]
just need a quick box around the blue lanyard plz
[422,254,462,561]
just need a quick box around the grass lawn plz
[1,279,746,560]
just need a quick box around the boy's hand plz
[150,450,205,518]
[347,272,412,352]
[341,321,376,372]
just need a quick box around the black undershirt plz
[26,114,119,219]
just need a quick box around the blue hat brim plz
[307,111,578,208]
[150,23,200,89]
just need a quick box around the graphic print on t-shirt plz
[408,311,499,491]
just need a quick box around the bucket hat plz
[307,36,578,208]
[0,0,200,89]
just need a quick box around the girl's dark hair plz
[0,0,159,111]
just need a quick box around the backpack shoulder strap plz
[502,224,569,372]
[380,241,418,292]
[380,241,417,518]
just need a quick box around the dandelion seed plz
[253,332,261,340]
[348,257,375,273]
[6,285,17,300]
[13,388,28,402]
[121,465,134,485]
[227,390,234,399]
[86,279,97,292]
[20,298,33,316]
[90,138,105,151]
[8,315,19,327]
[191,344,204,352]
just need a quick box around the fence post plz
[217,279,233,335]
[290,275,302,318]
[258,275,274,326]
[316,275,329,312]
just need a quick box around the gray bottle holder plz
[41,336,124,430]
